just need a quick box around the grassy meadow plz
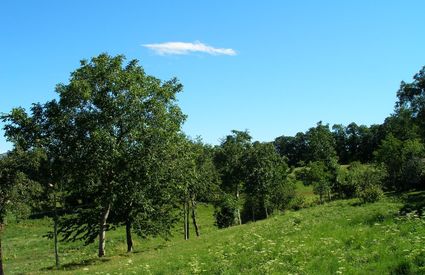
[2,190,425,274]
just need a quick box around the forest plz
[1,54,425,274]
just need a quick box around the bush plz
[289,195,306,211]
[358,184,383,203]
[335,163,386,203]
[214,194,238,228]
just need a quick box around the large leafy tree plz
[3,54,186,257]
[54,54,186,257]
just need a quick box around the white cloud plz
[143,41,236,56]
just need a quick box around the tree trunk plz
[53,212,59,268]
[53,191,59,268]
[126,219,133,252]
[0,224,4,275]
[252,206,256,222]
[183,202,188,240]
[236,188,242,225]
[186,200,190,239]
[191,198,200,237]
[265,206,269,219]
[98,203,111,257]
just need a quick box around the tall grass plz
[3,195,425,274]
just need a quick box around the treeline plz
[0,54,425,272]
[274,112,420,167]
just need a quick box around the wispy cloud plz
[143,41,237,56]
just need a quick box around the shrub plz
[289,195,306,211]
[335,163,386,203]
[358,184,383,203]
[214,194,238,228]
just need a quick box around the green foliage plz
[397,66,425,130]
[213,193,238,229]
[358,182,384,203]
[243,142,295,220]
[214,130,252,226]
[2,54,188,257]
[335,163,386,203]
[288,194,307,210]
[0,150,43,224]
[214,130,251,195]
[374,134,425,191]
[296,159,338,203]
[305,121,337,162]
[274,133,307,166]
[382,109,421,141]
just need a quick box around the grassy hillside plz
[3,193,425,274]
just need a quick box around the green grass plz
[3,194,425,274]
[294,180,318,204]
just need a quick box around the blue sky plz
[1,1,425,152]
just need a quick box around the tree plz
[335,162,386,202]
[243,142,295,221]
[0,150,42,275]
[396,66,425,135]
[333,123,384,164]
[2,102,69,267]
[13,53,188,257]
[296,160,338,203]
[374,134,425,191]
[381,109,420,141]
[274,132,308,166]
[214,130,251,226]
[304,122,337,163]
[332,124,349,164]
[175,138,220,239]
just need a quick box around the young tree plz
[296,160,338,203]
[243,142,295,221]
[214,130,251,226]
[175,138,220,239]
[0,150,42,275]
[2,103,69,267]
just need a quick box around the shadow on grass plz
[349,200,363,207]
[399,190,425,216]
[115,242,171,257]
[42,257,111,271]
